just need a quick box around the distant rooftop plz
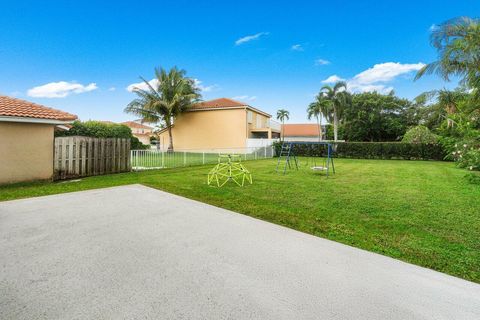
[282,124,321,137]
[191,98,271,117]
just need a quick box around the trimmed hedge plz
[274,142,447,161]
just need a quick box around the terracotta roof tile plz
[189,98,271,117]
[192,98,246,110]
[121,121,153,129]
[282,124,320,137]
[0,95,77,121]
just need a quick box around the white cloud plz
[291,44,304,51]
[193,79,219,92]
[352,62,424,85]
[108,87,116,91]
[126,79,159,92]
[235,32,269,45]
[346,83,394,94]
[28,81,97,98]
[321,75,345,83]
[324,62,425,94]
[315,59,330,66]
[127,78,218,93]
[231,95,257,101]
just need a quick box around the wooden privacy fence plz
[54,136,131,180]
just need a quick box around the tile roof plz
[121,121,154,129]
[0,95,77,121]
[282,124,320,137]
[191,98,246,110]
[190,98,271,117]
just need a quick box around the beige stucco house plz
[157,98,281,150]
[121,121,154,145]
[0,95,77,184]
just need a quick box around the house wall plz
[0,122,54,184]
[247,110,269,135]
[134,134,151,145]
[158,108,247,150]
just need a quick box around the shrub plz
[451,141,480,171]
[273,141,446,161]
[402,125,439,144]
[56,120,150,149]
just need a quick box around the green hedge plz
[274,142,447,161]
[56,120,150,150]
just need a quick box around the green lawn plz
[1,158,479,283]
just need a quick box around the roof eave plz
[0,116,76,125]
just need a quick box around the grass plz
[1,158,479,283]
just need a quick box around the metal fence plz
[131,146,275,171]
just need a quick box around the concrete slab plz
[1,184,479,319]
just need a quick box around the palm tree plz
[276,109,290,141]
[320,81,351,141]
[416,89,464,128]
[125,67,201,151]
[415,17,480,99]
[307,96,331,141]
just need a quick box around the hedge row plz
[274,142,447,161]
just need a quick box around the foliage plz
[55,120,150,150]
[342,92,415,141]
[2,159,479,283]
[402,126,439,144]
[276,109,290,141]
[415,17,480,100]
[451,141,480,171]
[319,81,352,141]
[125,66,201,151]
[306,100,326,141]
[273,141,446,161]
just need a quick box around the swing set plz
[275,141,335,176]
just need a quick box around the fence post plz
[183,151,186,166]
[265,146,267,158]
[202,152,205,165]
[162,151,165,168]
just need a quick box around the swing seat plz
[311,166,327,171]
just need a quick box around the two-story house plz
[121,121,154,145]
[157,98,281,150]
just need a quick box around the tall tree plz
[415,17,480,100]
[320,81,351,141]
[343,92,412,142]
[125,67,201,151]
[276,109,290,141]
[416,89,465,128]
[307,95,330,141]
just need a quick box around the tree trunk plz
[317,116,322,141]
[281,120,284,142]
[333,108,338,141]
[167,125,174,152]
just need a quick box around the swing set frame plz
[275,141,336,177]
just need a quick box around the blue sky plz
[0,0,478,123]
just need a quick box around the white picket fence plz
[131,147,275,171]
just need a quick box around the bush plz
[56,120,150,149]
[273,141,447,161]
[451,141,480,171]
[402,125,439,144]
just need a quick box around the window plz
[247,111,253,123]
[256,116,262,128]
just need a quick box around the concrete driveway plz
[1,184,479,319]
